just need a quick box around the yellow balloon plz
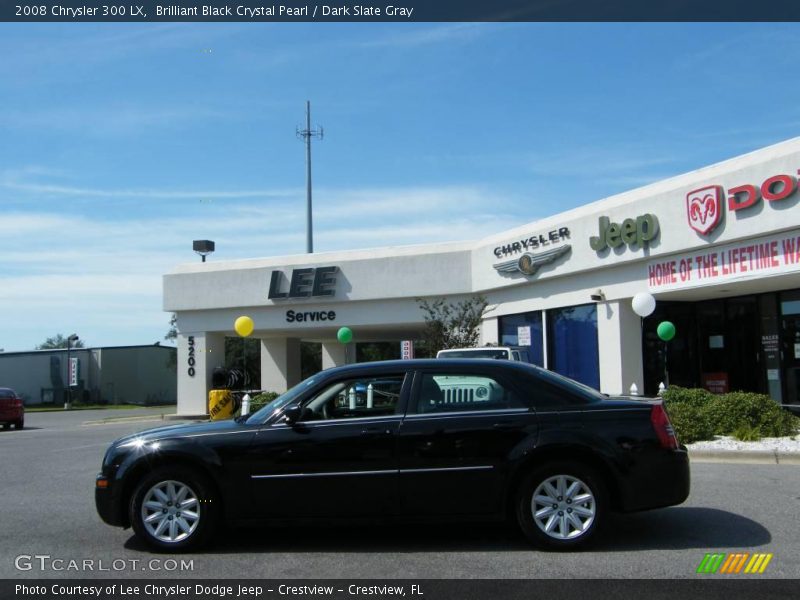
[234,316,254,337]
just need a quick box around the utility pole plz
[297,101,323,253]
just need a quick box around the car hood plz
[113,418,244,446]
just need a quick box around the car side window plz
[415,373,525,414]
[299,374,405,421]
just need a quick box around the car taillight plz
[650,403,679,450]
[13,399,23,409]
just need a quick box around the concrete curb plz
[164,413,209,421]
[689,449,800,465]
[82,414,170,425]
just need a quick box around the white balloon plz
[632,292,656,317]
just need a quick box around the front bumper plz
[95,474,127,527]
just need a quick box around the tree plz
[416,295,488,354]
[164,314,178,371]
[165,313,177,343]
[37,334,85,350]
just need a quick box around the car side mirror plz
[282,405,303,425]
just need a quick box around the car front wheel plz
[516,462,606,551]
[129,467,219,552]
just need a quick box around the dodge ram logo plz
[686,186,723,235]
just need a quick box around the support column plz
[177,331,225,416]
[480,317,499,346]
[260,338,301,393]
[598,300,644,396]
[321,341,348,369]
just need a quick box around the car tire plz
[515,461,606,551]
[2,423,9,430]
[129,466,219,552]
[14,419,23,430]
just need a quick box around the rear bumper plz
[617,447,691,512]
[95,475,127,527]
[0,408,23,422]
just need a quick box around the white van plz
[436,346,532,363]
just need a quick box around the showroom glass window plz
[498,311,544,366]
[546,304,600,390]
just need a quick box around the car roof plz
[321,358,538,376]
[438,347,512,352]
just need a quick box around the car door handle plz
[492,422,516,430]
[361,427,393,435]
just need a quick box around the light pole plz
[65,334,79,409]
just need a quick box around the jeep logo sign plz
[590,214,659,252]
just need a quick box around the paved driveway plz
[1,409,798,579]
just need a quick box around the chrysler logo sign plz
[493,245,571,277]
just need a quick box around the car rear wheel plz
[516,461,606,551]
[129,466,219,552]
[2,423,9,430]
[14,419,23,430]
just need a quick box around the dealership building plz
[165,138,800,416]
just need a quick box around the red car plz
[0,388,24,430]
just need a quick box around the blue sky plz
[2,22,800,351]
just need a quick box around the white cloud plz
[0,182,520,351]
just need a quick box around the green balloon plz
[337,327,353,344]
[657,321,676,342]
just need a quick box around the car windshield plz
[245,377,318,424]
[438,349,509,359]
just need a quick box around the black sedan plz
[96,359,689,551]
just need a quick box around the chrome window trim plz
[404,408,530,419]
[268,414,403,429]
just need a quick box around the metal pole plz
[65,340,71,410]
[306,100,313,254]
[297,101,322,254]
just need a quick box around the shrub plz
[731,422,761,442]
[664,401,715,443]
[705,391,799,438]
[248,391,281,413]
[661,386,714,407]
[661,386,800,443]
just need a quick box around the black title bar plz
[4,579,800,600]
[4,0,800,22]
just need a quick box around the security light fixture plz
[590,289,606,302]
[193,240,215,262]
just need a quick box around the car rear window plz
[0,389,16,399]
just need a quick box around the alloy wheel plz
[531,474,596,540]
[140,480,200,543]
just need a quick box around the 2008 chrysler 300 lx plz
[96,359,690,551]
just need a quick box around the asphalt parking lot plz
[1,409,798,579]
